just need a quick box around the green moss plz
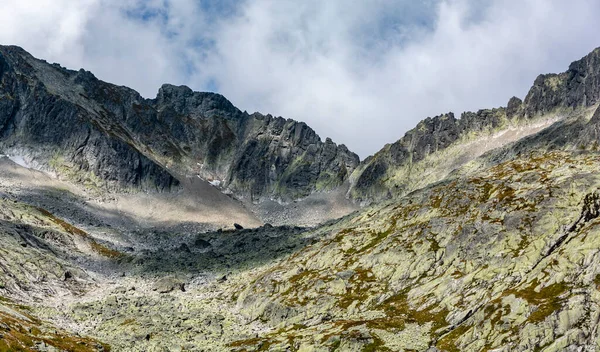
[430,194,443,209]
[545,75,565,91]
[505,280,570,323]
[428,238,441,252]
[451,270,463,279]
[354,219,397,255]
[120,318,136,326]
[511,235,531,256]
[377,291,449,333]
[436,324,470,352]
[480,182,495,202]
[594,274,600,288]
[338,268,378,309]
[361,334,391,352]
[227,337,264,348]
[48,152,105,193]
[36,207,124,259]
[0,305,109,352]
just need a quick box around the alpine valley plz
[0,44,600,351]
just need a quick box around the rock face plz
[349,47,600,204]
[0,45,358,201]
[0,46,177,192]
[523,48,600,116]
[150,84,359,200]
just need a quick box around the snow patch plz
[1,154,29,168]
[9,155,28,168]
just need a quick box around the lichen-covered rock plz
[2,43,600,352]
[225,151,600,351]
[153,277,185,293]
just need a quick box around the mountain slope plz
[2,45,600,352]
[34,144,600,351]
[227,149,600,351]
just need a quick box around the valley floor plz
[4,149,600,351]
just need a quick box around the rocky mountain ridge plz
[0,45,359,204]
[348,47,600,204]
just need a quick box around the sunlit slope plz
[230,150,600,351]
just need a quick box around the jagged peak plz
[157,83,194,97]
[153,83,242,119]
[569,46,600,71]
[0,44,29,56]
[350,45,600,203]
[0,44,361,204]
[155,83,232,103]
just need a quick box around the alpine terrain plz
[0,44,600,351]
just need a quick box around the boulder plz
[153,277,185,294]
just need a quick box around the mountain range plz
[0,45,599,351]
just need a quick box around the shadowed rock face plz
[0,45,359,201]
[0,47,177,192]
[524,48,600,116]
[349,47,600,204]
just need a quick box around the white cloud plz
[1,0,599,158]
[0,0,198,96]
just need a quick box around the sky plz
[1,0,599,158]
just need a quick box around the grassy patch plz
[436,324,470,352]
[37,207,124,259]
[505,280,570,323]
[0,299,109,352]
[378,291,449,332]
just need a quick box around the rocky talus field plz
[1,45,600,351]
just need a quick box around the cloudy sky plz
[1,0,599,158]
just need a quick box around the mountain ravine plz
[0,44,600,352]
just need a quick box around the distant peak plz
[157,83,194,96]
[0,45,27,54]
[154,83,241,119]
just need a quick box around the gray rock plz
[194,238,211,249]
[153,277,185,294]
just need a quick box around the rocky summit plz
[1,44,600,352]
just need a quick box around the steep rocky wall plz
[349,108,508,203]
[0,46,177,192]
